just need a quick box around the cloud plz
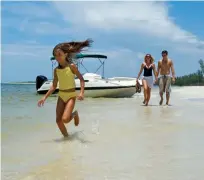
[19,20,76,35]
[52,1,204,54]
[2,1,204,53]
[2,44,53,59]
[1,1,204,82]
[72,47,145,77]
[2,43,143,64]
[1,43,53,82]
[89,48,144,60]
[1,1,71,35]
[2,1,55,19]
[1,42,144,78]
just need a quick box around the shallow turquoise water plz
[2,84,204,180]
[1,84,60,179]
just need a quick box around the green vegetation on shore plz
[173,59,204,86]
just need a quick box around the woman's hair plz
[144,54,154,64]
[53,39,93,67]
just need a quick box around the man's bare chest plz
[161,62,171,69]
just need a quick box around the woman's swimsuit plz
[142,64,154,88]
[143,64,153,77]
[56,66,77,102]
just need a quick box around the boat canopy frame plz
[50,53,108,78]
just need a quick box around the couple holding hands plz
[136,50,176,106]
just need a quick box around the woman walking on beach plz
[136,54,157,106]
[38,39,93,137]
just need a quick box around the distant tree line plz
[173,59,204,86]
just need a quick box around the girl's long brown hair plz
[144,54,154,64]
[53,39,93,66]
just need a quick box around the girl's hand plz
[38,97,46,107]
[154,78,158,84]
[135,80,139,87]
[77,93,84,101]
[172,77,176,84]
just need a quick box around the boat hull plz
[36,73,141,98]
[37,86,136,98]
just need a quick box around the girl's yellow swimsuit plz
[56,66,77,102]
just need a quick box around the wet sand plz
[3,86,204,180]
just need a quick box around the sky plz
[1,1,204,82]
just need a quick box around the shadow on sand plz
[140,104,159,107]
[140,104,173,107]
[41,131,92,144]
[54,131,92,144]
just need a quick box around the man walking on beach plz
[157,50,176,105]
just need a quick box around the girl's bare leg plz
[56,97,68,137]
[145,87,151,106]
[73,111,80,126]
[142,80,148,104]
[62,97,79,126]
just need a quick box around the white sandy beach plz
[2,86,204,180]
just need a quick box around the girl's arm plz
[43,68,58,100]
[152,63,158,81]
[136,63,144,82]
[70,63,85,95]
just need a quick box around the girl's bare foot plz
[64,135,69,138]
[159,98,163,105]
[74,111,80,126]
[63,133,69,138]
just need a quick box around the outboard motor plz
[36,75,48,90]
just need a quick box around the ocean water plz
[1,84,204,180]
[1,84,60,179]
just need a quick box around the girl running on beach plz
[136,54,157,106]
[38,39,93,137]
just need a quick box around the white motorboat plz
[36,54,142,98]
